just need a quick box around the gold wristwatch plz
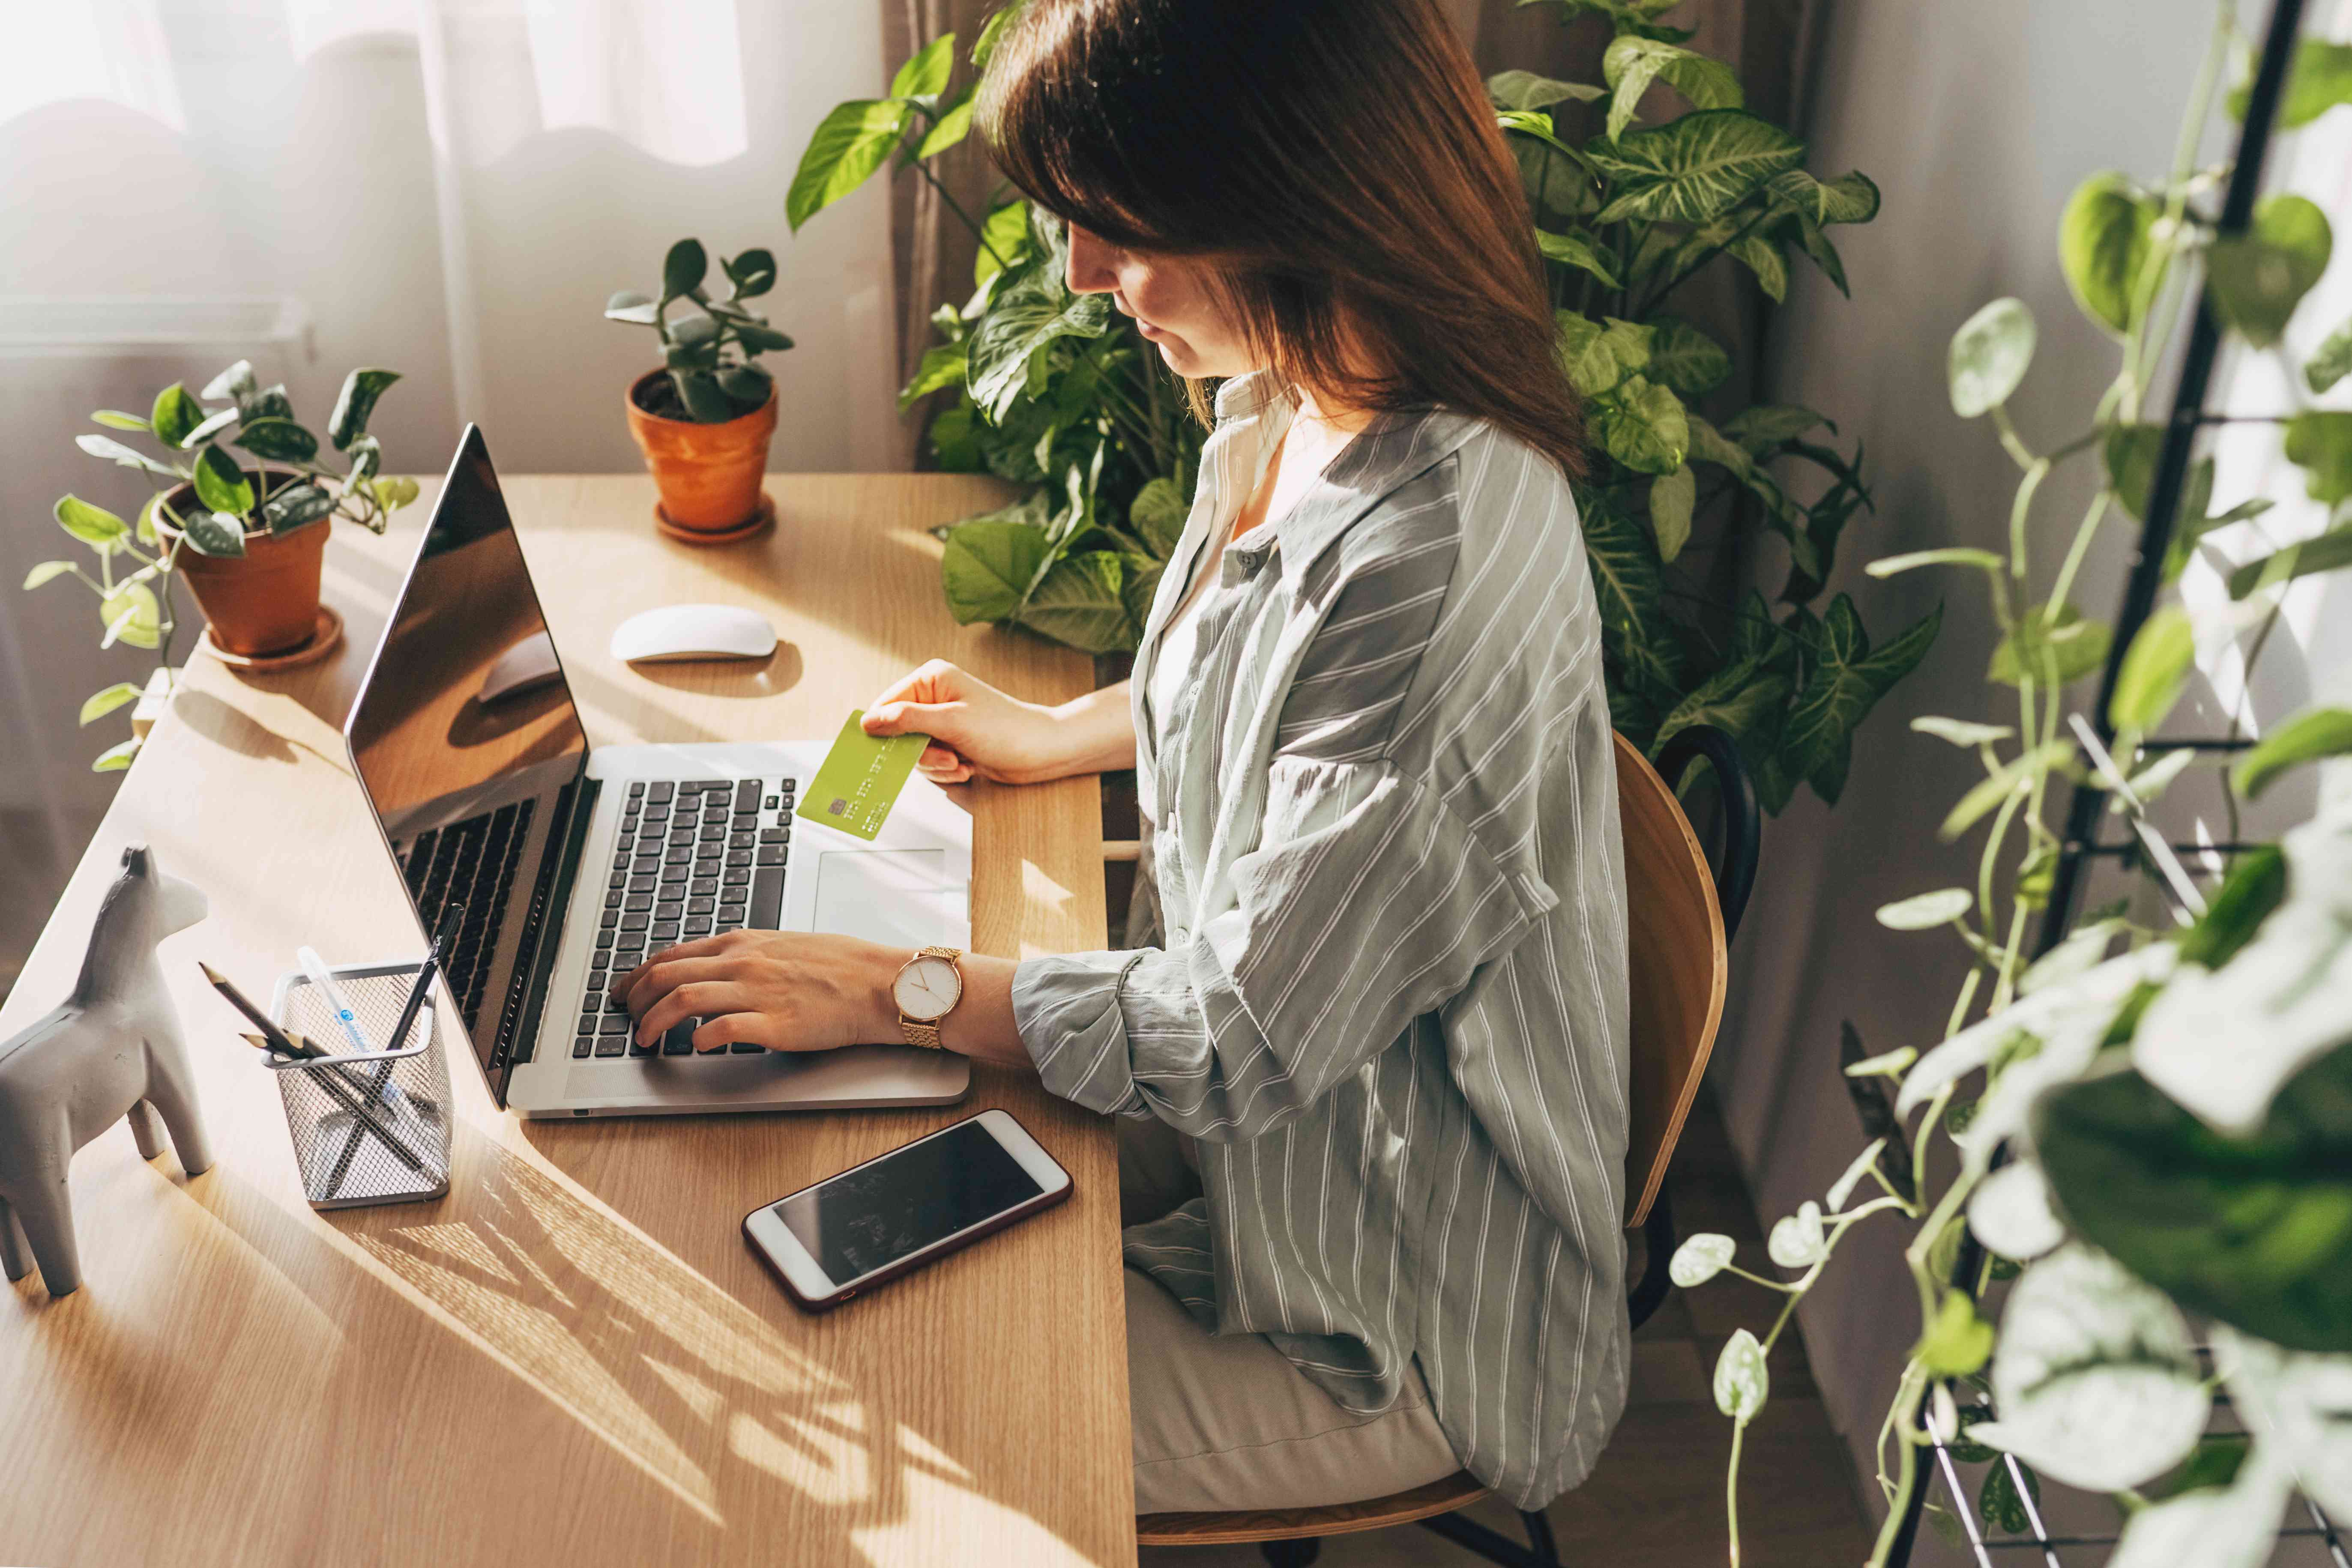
[892,945,965,1049]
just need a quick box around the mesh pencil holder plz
[266,961,453,1210]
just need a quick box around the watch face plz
[893,954,961,1021]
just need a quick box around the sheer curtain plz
[0,0,899,992]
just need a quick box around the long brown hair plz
[977,0,1586,478]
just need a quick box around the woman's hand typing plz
[863,660,1136,784]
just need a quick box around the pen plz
[297,946,375,1056]
[199,961,305,1056]
[322,912,456,1198]
[236,1032,429,1177]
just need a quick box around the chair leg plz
[1259,1539,1320,1566]
[1418,1505,1561,1568]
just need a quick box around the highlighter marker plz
[296,946,376,1056]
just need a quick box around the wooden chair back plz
[1612,731,1729,1229]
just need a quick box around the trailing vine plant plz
[1667,11,2352,1565]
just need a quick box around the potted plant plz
[24,360,417,770]
[606,239,795,540]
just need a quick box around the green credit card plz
[796,711,929,842]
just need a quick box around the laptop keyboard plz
[399,800,534,1030]
[576,776,795,1062]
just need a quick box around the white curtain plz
[0,0,901,991]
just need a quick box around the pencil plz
[237,1033,430,1176]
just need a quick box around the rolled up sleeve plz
[1012,757,1557,1139]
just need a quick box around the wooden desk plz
[0,476,1135,1567]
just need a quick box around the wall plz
[1728,0,2352,1535]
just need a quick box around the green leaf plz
[91,409,151,431]
[179,406,238,449]
[660,237,709,300]
[1780,596,1943,805]
[724,248,778,298]
[260,480,336,534]
[326,368,399,452]
[2283,409,2352,505]
[1487,69,1606,110]
[1939,739,2073,839]
[1914,1295,1993,1383]
[2179,845,2286,971]
[1646,464,1695,561]
[788,99,911,230]
[975,199,1031,287]
[1018,550,1134,653]
[2234,706,2352,799]
[2109,605,2194,735]
[91,738,140,773]
[54,494,128,548]
[232,416,318,464]
[941,513,1052,624]
[605,290,661,324]
[1642,316,1731,397]
[2309,316,2352,394]
[2228,522,2352,600]
[971,6,1012,68]
[1533,228,1621,289]
[149,382,201,448]
[1667,1233,1736,1287]
[716,364,773,405]
[136,492,161,546]
[898,343,967,410]
[1119,552,1162,636]
[730,320,795,355]
[2229,39,2352,128]
[668,369,730,422]
[2103,422,2165,520]
[967,266,1114,420]
[1587,109,1806,226]
[24,560,78,590]
[200,360,256,402]
[2058,172,2157,337]
[916,89,974,159]
[2037,1048,2352,1353]
[1720,403,1825,453]
[890,33,955,100]
[1712,1328,1769,1419]
[1593,376,1688,475]
[190,444,252,516]
[2207,194,2332,348]
[1978,1460,2041,1535]
[1912,715,2013,748]
[1129,476,1189,557]
[78,682,144,726]
[99,581,159,649]
[1876,888,1972,930]
[1650,655,1789,752]
[1580,491,1682,698]
[1494,108,1588,165]
[1600,34,1742,142]
[74,432,177,476]
[1948,297,2036,418]
[1867,547,2004,578]
[181,509,247,557]
[1726,233,1787,302]
[1764,167,1879,225]
[237,381,292,425]
[1988,602,2110,687]
[1553,313,1652,396]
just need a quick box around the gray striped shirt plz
[1011,372,1631,1508]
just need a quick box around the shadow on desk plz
[151,1124,1103,1565]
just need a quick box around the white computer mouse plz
[479,630,563,702]
[610,603,778,664]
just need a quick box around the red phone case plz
[742,1111,1074,1312]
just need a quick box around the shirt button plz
[1170,925,1190,946]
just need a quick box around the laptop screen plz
[347,427,587,842]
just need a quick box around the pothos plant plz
[24,361,414,771]
[1667,14,2352,1565]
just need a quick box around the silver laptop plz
[343,426,971,1118]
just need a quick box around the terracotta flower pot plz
[156,478,327,657]
[624,369,779,534]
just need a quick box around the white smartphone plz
[742,1108,1073,1311]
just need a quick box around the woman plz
[614,0,1631,1516]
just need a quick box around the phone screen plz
[772,1118,1046,1286]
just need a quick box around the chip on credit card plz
[796,711,930,842]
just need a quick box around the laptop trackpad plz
[811,848,967,948]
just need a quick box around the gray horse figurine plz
[0,843,211,1296]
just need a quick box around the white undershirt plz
[1148,514,1236,734]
